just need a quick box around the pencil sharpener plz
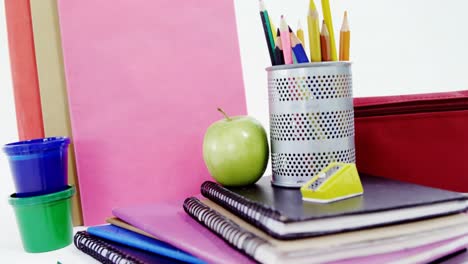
[300,162,363,203]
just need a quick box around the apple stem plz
[217,107,232,121]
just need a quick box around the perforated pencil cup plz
[267,62,355,187]
[3,137,70,197]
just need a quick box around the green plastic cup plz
[9,186,75,253]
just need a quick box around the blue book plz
[87,224,205,264]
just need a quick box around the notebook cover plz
[74,231,186,264]
[56,0,247,225]
[106,217,157,239]
[29,0,83,226]
[114,200,468,263]
[202,175,468,238]
[112,202,254,264]
[330,236,468,264]
[185,197,468,263]
[4,0,44,140]
[87,224,204,264]
[354,91,468,193]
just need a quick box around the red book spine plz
[4,0,44,140]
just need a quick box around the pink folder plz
[113,202,254,264]
[57,0,247,225]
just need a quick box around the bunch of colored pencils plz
[260,0,350,66]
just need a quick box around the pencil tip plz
[298,20,302,29]
[259,0,265,11]
[341,11,350,31]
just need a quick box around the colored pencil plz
[259,0,276,65]
[291,32,309,63]
[339,11,350,61]
[269,17,277,39]
[320,20,331,61]
[307,7,322,62]
[280,15,293,64]
[321,0,337,61]
[274,29,285,65]
[297,20,305,46]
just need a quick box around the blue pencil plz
[290,32,309,63]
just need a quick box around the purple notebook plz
[115,200,467,263]
[113,202,254,264]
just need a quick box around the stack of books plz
[75,174,468,263]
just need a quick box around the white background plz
[1,0,468,262]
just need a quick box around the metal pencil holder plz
[266,62,355,188]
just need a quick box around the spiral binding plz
[74,231,144,264]
[183,197,268,259]
[201,181,287,232]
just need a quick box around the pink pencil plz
[280,15,293,64]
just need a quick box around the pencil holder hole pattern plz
[267,62,355,187]
[268,74,352,101]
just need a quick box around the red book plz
[4,0,44,140]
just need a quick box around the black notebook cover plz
[201,174,468,239]
[74,231,185,264]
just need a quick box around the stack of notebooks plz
[75,175,468,263]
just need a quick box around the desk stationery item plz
[3,137,70,197]
[290,33,309,63]
[74,231,185,264]
[274,34,285,66]
[57,0,247,225]
[354,90,468,193]
[267,62,355,187]
[200,176,468,239]
[106,217,156,239]
[300,163,363,203]
[259,0,276,65]
[269,18,277,39]
[296,20,305,45]
[9,186,75,253]
[279,16,293,64]
[112,202,254,264]
[184,197,468,264]
[87,225,204,264]
[339,11,350,61]
[29,0,83,225]
[321,0,337,61]
[4,0,44,140]
[320,20,331,61]
[307,8,322,62]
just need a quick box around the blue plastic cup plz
[3,137,70,197]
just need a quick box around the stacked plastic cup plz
[3,137,75,253]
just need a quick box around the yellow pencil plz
[321,0,337,61]
[309,0,317,12]
[320,20,331,61]
[297,20,305,45]
[339,11,350,61]
[307,8,321,62]
[269,17,277,39]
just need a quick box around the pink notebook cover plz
[114,202,467,264]
[57,0,247,225]
[113,202,254,264]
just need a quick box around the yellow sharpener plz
[300,162,363,203]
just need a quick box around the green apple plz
[203,108,269,187]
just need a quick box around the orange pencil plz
[339,11,350,61]
[320,20,331,61]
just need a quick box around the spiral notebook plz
[74,231,185,264]
[183,197,468,264]
[87,225,204,264]
[201,175,468,239]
